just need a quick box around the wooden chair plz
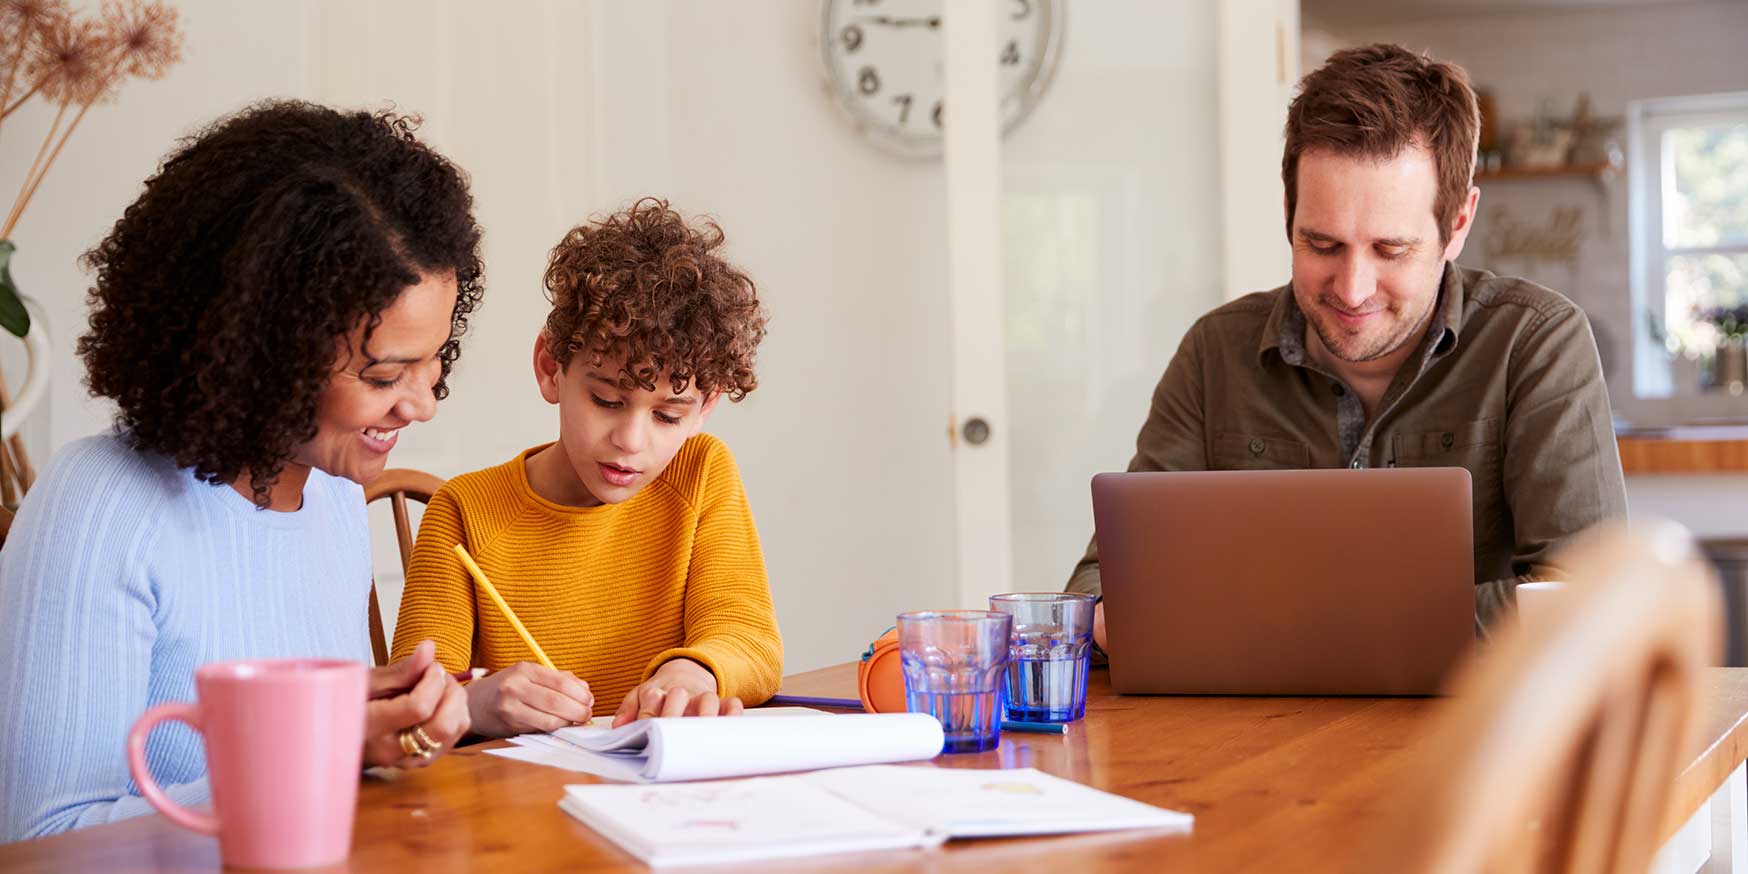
[1355,520,1722,874]
[0,504,12,549]
[364,468,446,666]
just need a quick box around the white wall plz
[2,0,1225,672]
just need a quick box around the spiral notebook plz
[559,764,1194,867]
[488,711,946,782]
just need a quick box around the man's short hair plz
[1282,43,1480,246]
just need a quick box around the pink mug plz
[127,658,368,869]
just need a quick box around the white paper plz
[804,765,1195,838]
[487,712,945,783]
[557,778,941,867]
[557,765,1194,867]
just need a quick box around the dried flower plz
[24,10,114,106]
[1,0,70,34]
[2,0,71,96]
[101,0,180,81]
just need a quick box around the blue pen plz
[1001,720,1068,734]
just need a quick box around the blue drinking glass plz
[989,593,1096,723]
[897,610,1012,754]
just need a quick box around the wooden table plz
[6,665,1748,873]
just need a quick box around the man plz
[1070,44,1626,648]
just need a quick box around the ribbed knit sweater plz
[0,434,371,840]
[389,434,782,712]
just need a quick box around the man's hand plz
[611,658,743,728]
[465,661,595,738]
[363,640,471,768]
[1093,601,1108,652]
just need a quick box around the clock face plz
[819,0,1064,158]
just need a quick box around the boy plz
[392,198,782,735]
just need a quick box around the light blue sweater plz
[0,434,372,841]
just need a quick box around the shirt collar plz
[1258,261,1467,368]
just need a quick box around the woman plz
[0,101,484,840]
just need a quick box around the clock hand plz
[859,14,941,29]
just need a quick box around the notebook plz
[488,711,945,783]
[558,764,1194,867]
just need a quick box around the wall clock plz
[819,0,1065,158]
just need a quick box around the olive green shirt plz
[1066,262,1628,634]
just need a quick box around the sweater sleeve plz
[0,441,207,839]
[641,440,784,705]
[391,484,478,673]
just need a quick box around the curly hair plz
[78,100,485,506]
[542,198,766,401]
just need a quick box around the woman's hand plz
[363,640,471,768]
[465,662,594,738]
[611,658,742,728]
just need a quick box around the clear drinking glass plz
[897,610,1012,754]
[989,593,1096,723]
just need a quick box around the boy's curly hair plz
[542,198,766,401]
[77,100,485,506]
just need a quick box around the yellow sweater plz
[390,433,783,712]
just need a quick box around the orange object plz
[856,627,905,713]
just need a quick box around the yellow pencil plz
[452,543,556,671]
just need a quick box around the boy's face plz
[532,335,720,506]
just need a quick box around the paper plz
[557,777,942,867]
[487,712,945,783]
[805,765,1195,838]
[558,765,1193,867]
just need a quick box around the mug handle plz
[126,702,220,836]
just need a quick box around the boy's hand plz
[465,661,594,737]
[611,658,743,728]
[1093,601,1107,652]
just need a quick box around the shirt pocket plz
[1390,419,1507,561]
[1211,431,1312,470]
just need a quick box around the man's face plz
[1289,144,1477,364]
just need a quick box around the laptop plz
[1090,468,1475,696]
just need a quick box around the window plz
[1629,92,1748,399]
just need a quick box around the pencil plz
[452,543,556,671]
[1001,720,1068,734]
[766,694,864,710]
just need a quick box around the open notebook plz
[559,764,1194,867]
[487,710,945,782]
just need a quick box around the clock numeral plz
[857,66,881,97]
[1010,0,1031,20]
[841,24,864,53]
[892,94,913,125]
[931,100,945,129]
[1001,39,1020,66]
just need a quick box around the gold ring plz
[398,728,427,758]
[412,726,441,752]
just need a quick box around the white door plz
[944,0,1299,604]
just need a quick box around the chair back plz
[364,468,446,666]
[1356,520,1722,874]
[0,504,12,548]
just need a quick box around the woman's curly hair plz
[78,100,485,506]
[542,198,766,400]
